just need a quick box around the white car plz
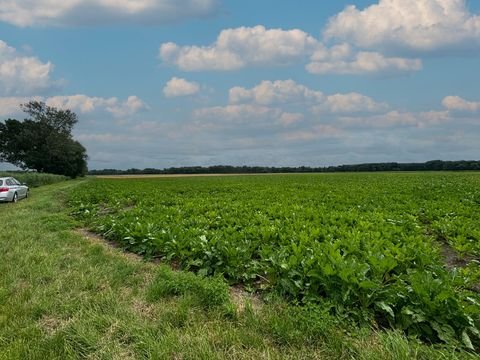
[0,177,29,203]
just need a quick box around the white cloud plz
[0,94,148,118]
[229,80,387,114]
[105,96,149,117]
[307,45,422,75]
[194,104,282,122]
[193,104,304,130]
[160,26,422,75]
[313,93,389,114]
[47,95,148,117]
[229,79,323,105]
[163,77,200,97]
[160,25,319,71]
[339,110,451,128]
[0,0,220,27]
[442,96,480,112]
[0,40,57,95]
[45,95,113,113]
[324,0,480,53]
[279,112,304,126]
[282,125,343,142]
[191,80,393,139]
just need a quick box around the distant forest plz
[89,160,480,175]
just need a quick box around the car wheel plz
[12,192,18,203]
[25,190,29,199]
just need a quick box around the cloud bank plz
[0,95,148,118]
[228,80,388,114]
[0,0,220,27]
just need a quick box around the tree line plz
[89,160,480,176]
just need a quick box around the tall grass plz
[0,171,68,187]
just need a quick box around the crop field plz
[69,172,480,349]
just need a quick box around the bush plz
[0,171,68,187]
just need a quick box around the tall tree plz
[0,101,88,178]
[21,101,78,135]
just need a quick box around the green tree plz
[0,101,88,178]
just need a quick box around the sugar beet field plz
[69,172,480,349]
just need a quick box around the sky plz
[0,0,479,170]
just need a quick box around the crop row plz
[69,173,480,349]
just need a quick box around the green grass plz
[0,179,478,359]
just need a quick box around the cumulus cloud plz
[229,79,323,105]
[104,96,149,117]
[313,93,389,114]
[192,104,305,131]
[229,80,387,114]
[163,77,200,97]
[442,96,480,112]
[324,0,480,53]
[159,25,319,71]
[47,95,148,117]
[0,40,58,95]
[190,80,396,143]
[0,94,148,118]
[193,80,459,148]
[194,104,282,122]
[339,110,451,128]
[160,25,423,75]
[306,43,422,75]
[156,1,479,77]
[192,104,298,132]
[0,0,220,27]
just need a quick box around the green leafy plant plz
[69,173,480,349]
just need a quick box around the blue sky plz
[0,0,479,170]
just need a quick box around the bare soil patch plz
[437,237,480,292]
[440,242,476,270]
[230,285,262,313]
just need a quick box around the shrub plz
[0,171,68,187]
